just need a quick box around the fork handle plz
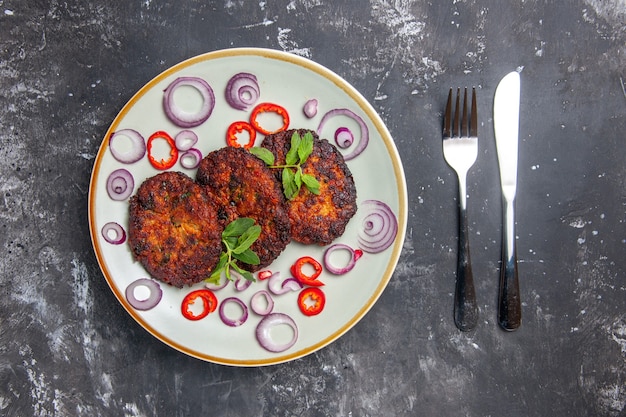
[454,200,478,331]
[498,200,521,331]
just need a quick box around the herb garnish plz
[206,217,261,284]
[250,131,321,200]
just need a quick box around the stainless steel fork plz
[443,87,479,331]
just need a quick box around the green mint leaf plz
[285,132,301,165]
[223,236,238,250]
[233,248,260,265]
[282,168,298,200]
[298,131,314,164]
[249,147,275,165]
[294,169,302,188]
[302,173,321,195]
[233,225,262,254]
[222,217,255,237]
[231,263,256,282]
[206,253,229,283]
[207,218,263,285]
[240,270,255,281]
[250,131,318,200]
[206,271,222,284]
[214,252,229,271]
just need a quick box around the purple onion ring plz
[255,313,298,353]
[267,272,303,295]
[334,127,354,149]
[106,168,134,201]
[179,148,202,169]
[317,108,369,160]
[174,130,198,151]
[234,276,253,292]
[250,290,274,316]
[125,278,162,311]
[109,129,146,164]
[101,222,126,245]
[163,76,215,128]
[219,297,248,327]
[357,200,398,253]
[323,243,357,275]
[225,72,260,111]
[205,279,229,291]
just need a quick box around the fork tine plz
[461,87,469,137]
[453,87,461,137]
[470,87,478,137]
[443,88,453,138]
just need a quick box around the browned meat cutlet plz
[128,171,223,288]
[196,146,291,272]
[261,128,357,245]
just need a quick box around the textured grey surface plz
[1,0,625,416]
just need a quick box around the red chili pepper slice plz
[147,130,178,170]
[257,270,273,280]
[226,121,257,149]
[297,287,326,316]
[291,256,324,287]
[250,102,290,135]
[181,289,218,321]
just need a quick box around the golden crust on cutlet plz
[261,129,357,245]
[128,171,223,288]
[196,146,291,271]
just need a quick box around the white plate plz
[88,48,407,366]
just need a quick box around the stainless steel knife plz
[493,71,522,331]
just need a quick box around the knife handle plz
[454,203,478,331]
[498,201,521,331]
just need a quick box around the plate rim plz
[88,47,408,366]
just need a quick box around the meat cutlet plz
[196,146,291,271]
[128,171,223,288]
[261,129,357,245]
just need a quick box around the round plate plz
[88,48,407,366]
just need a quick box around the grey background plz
[1,0,625,416]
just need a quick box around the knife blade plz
[493,71,522,331]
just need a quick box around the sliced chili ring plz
[226,121,257,149]
[291,256,324,287]
[297,287,326,316]
[147,130,178,170]
[257,270,273,281]
[181,289,218,321]
[250,102,290,135]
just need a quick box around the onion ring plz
[357,200,398,253]
[267,272,303,295]
[163,76,215,128]
[205,279,229,291]
[174,130,198,151]
[101,222,126,245]
[225,72,260,111]
[219,297,248,327]
[323,243,360,275]
[125,278,162,311]
[179,148,202,169]
[234,276,253,292]
[334,127,354,149]
[109,129,146,164]
[250,290,274,316]
[106,168,134,201]
[317,108,369,160]
[255,313,298,353]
